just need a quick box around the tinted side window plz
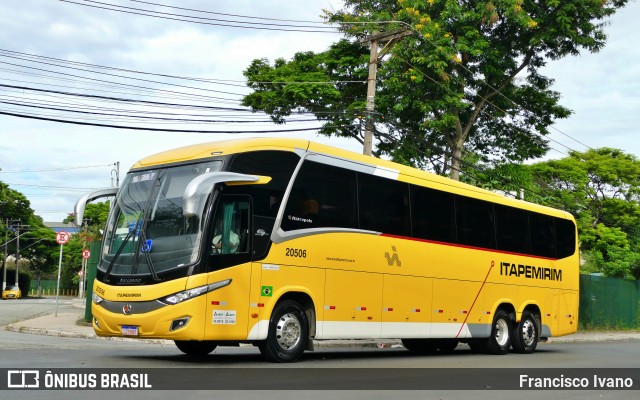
[456,196,496,249]
[555,217,576,259]
[530,213,557,258]
[358,173,410,236]
[229,151,300,218]
[281,161,358,231]
[495,205,531,254]
[411,186,457,243]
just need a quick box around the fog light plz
[94,318,100,329]
[170,317,190,332]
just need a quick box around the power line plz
[59,0,341,33]
[0,49,367,87]
[0,83,248,111]
[0,110,351,134]
[4,182,97,190]
[128,0,332,24]
[0,164,114,173]
[0,50,247,97]
[0,83,361,120]
[0,59,246,103]
[0,98,322,124]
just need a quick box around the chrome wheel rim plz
[276,312,301,350]
[495,318,509,347]
[521,318,536,346]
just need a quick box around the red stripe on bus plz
[380,234,559,261]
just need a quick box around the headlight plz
[92,292,104,305]
[159,279,232,305]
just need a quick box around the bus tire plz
[482,309,512,355]
[259,300,309,363]
[174,340,217,356]
[511,311,539,354]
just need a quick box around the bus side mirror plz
[182,172,260,217]
[74,187,118,226]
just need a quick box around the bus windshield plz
[100,160,222,283]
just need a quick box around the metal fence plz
[579,274,640,330]
[28,279,77,297]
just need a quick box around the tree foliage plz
[243,39,370,140]
[1,180,57,278]
[64,201,110,241]
[528,148,640,279]
[243,0,627,179]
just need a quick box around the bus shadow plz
[117,344,562,365]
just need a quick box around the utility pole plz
[361,29,413,156]
[363,35,378,157]
[13,221,29,286]
[111,161,120,187]
[2,219,7,291]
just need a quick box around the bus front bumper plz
[91,295,207,341]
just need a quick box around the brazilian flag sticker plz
[261,286,273,297]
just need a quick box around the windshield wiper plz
[102,216,141,283]
[137,227,160,282]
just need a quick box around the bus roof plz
[131,137,572,220]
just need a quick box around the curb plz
[7,324,90,339]
[5,322,174,345]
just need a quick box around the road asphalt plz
[5,298,640,347]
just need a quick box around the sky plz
[0,0,638,223]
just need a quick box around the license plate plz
[121,326,139,336]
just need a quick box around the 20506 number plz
[286,248,307,258]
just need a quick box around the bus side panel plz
[380,274,432,338]
[247,262,263,338]
[516,285,543,318]
[557,290,578,335]
[558,253,580,336]
[204,263,252,340]
[321,269,383,339]
[257,263,325,329]
[431,279,479,338]
[464,282,507,338]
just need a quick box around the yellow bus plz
[75,138,579,362]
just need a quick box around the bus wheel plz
[174,340,217,356]
[259,300,309,363]
[482,309,512,355]
[401,339,439,354]
[511,311,539,354]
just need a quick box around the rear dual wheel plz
[482,309,512,355]
[511,311,540,354]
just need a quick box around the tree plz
[243,0,627,179]
[243,40,370,141]
[64,201,110,239]
[21,227,57,296]
[0,180,50,275]
[528,148,640,279]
